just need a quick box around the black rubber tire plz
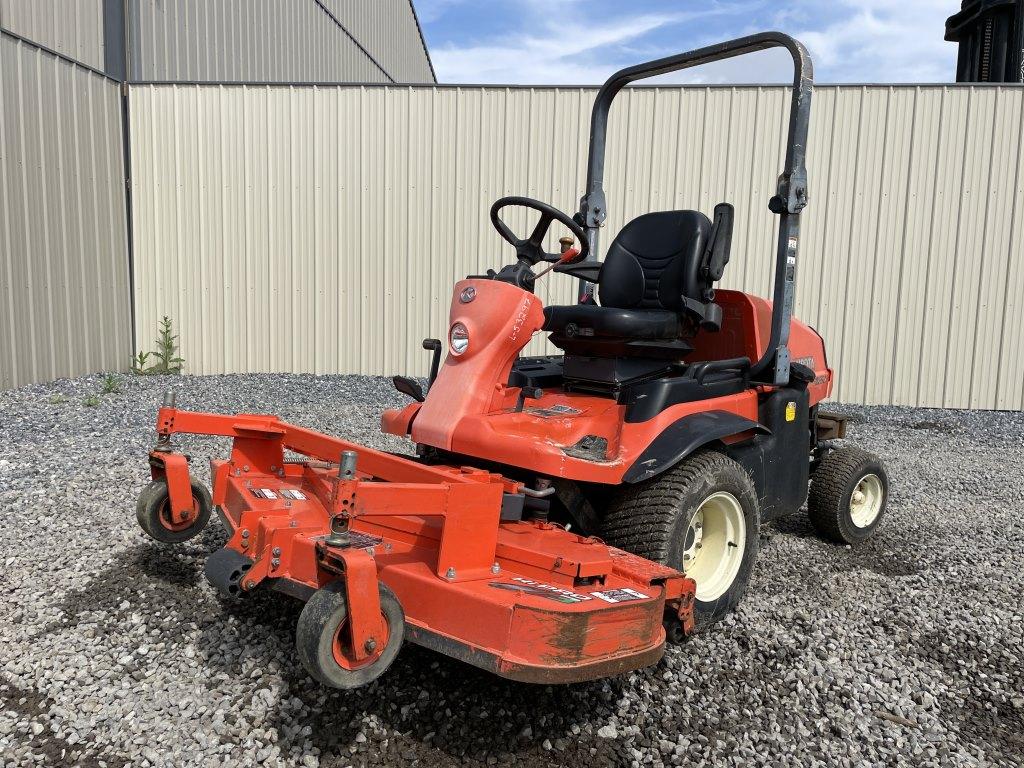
[808,446,888,545]
[136,479,212,544]
[296,582,405,690]
[601,450,760,632]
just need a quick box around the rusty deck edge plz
[405,625,666,684]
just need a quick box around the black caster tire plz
[602,450,760,633]
[296,582,405,690]
[808,446,888,545]
[136,479,212,544]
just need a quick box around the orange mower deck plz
[145,404,695,685]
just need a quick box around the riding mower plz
[136,33,888,690]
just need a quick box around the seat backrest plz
[598,210,713,311]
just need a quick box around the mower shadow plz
[236,594,634,767]
[58,537,634,766]
[765,513,924,579]
[764,511,816,538]
[188,581,634,766]
[267,653,632,767]
[44,532,223,638]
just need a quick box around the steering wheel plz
[490,196,590,266]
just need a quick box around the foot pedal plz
[204,548,254,597]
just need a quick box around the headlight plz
[449,322,469,355]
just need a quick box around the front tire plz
[296,582,405,689]
[136,479,212,544]
[808,446,888,544]
[601,451,760,632]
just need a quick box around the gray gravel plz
[0,372,1022,768]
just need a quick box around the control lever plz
[422,339,442,388]
[392,376,425,402]
[514,387,544,413]
[392,339,442,402]
[533,237,581,281]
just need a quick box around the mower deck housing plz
[149,407,693,684]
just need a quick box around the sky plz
[415,0,961,85]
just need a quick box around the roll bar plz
[576,32,813,386]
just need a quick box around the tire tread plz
[296,582,405,690]
[600,450,759,631]
[136,479,212,544]
[808,446,887,544]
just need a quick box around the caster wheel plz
[296,582,405,690]
[136,479,212,544]
[663,619,688,644]
[808,446,888,544]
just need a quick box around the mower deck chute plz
[142,403,694,687]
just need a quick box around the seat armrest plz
[679,296,723,331]
[553,262,602,283]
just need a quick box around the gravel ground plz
[0,372,1022,768]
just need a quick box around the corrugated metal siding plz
[127,0,411,83]
[128,84,1024,410]
[320,0,434,83]
[0,0,105,70]
[0,35,130,389]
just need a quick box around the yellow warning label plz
[785,401,797,422]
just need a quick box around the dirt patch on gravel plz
[907,420,958,434]
[0,677,128,768]
[913,629,1024,763]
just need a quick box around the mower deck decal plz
[251,487,309,501]
[525,404,582,419]
[489,576,592,603]
[591,588,649,603]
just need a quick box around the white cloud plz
[784,0,957,82]
[429,2,759,84]
[423,0,959,85]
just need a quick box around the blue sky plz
[415,0,959,84]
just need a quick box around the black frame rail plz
[576,31,814,386]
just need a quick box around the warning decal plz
[489,576,592,603]
[251,487,308,501]
[591,588,649,604]
[525,404,582,419]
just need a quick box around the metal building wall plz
[0,0,105,70]
[320,0,435,83]
[127,83,1024,411]
[0,34,131,390]
[127,0,433,83]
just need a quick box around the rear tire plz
[601,451,760,632]
[296,582,405,690]
[808,446,888,544]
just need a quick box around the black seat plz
[542,304,680,340]
[544,206,733,358]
